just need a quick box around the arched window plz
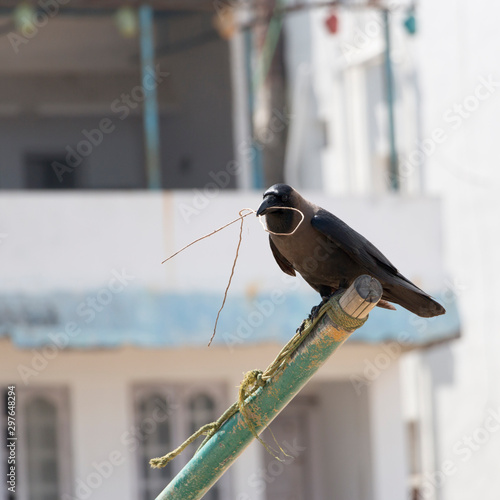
[25,397,60,500]
[186,392,219,500]
[188,393,216,435]
[136,393,173,500]
[133,385,226,500]
[15,388,71,500]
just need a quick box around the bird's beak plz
[256,196,275,216]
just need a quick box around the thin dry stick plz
[161,208,255,265]
[161,208,256,346]
[160,206,306,346]
[207,209,250,347]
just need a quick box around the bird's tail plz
[384,282,446,318]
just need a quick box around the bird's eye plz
[282,194,289,202]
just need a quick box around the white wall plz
[284,3,421,195]
[369,360,409,500]
[0,191,445,294]
[415,1,500,498]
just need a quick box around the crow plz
[256,184,445,318]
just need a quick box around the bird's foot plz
[296,300,325,335]
[296,290,347,335]
[296,319,308,335]
[309,289,345,320]
[306,294,332,323]
[309,300,326,320]
[332,287,346,299]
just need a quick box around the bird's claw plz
[303,296,329,328]
[297,290,347,335]
[308,303,324,320]
[296,319,308,335]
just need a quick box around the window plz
[187,393,219,500]
[25,153,79,189]
[8,386,72,500]
[25,398,60,499]
[132,384,228,500]
[135,392,175,500]
[262,396,323,500]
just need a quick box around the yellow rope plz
[149,422,218,469]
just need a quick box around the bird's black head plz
[257,184,301,235]
[256,184,294,216]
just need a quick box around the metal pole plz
[382,8,399,191]
[139,5,162,190]
[155,275,382,500]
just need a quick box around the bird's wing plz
[312,208,443,316]
[269,236,296,276]
[311,208,402,278]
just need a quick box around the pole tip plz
[339,275,383,319]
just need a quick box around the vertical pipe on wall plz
[244,28,265,189]
[382,8,399,191]
[139,5,162,189]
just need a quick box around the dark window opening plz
[25,153,79,190]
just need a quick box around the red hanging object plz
[325,11,339,34]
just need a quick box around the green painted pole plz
[154,275,382,500]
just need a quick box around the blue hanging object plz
[404,9,417,35]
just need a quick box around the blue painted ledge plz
[0,290,460,349]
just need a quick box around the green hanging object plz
[404,9,417,35]
[115,6,138,38]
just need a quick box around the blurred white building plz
[1,1,491,500]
